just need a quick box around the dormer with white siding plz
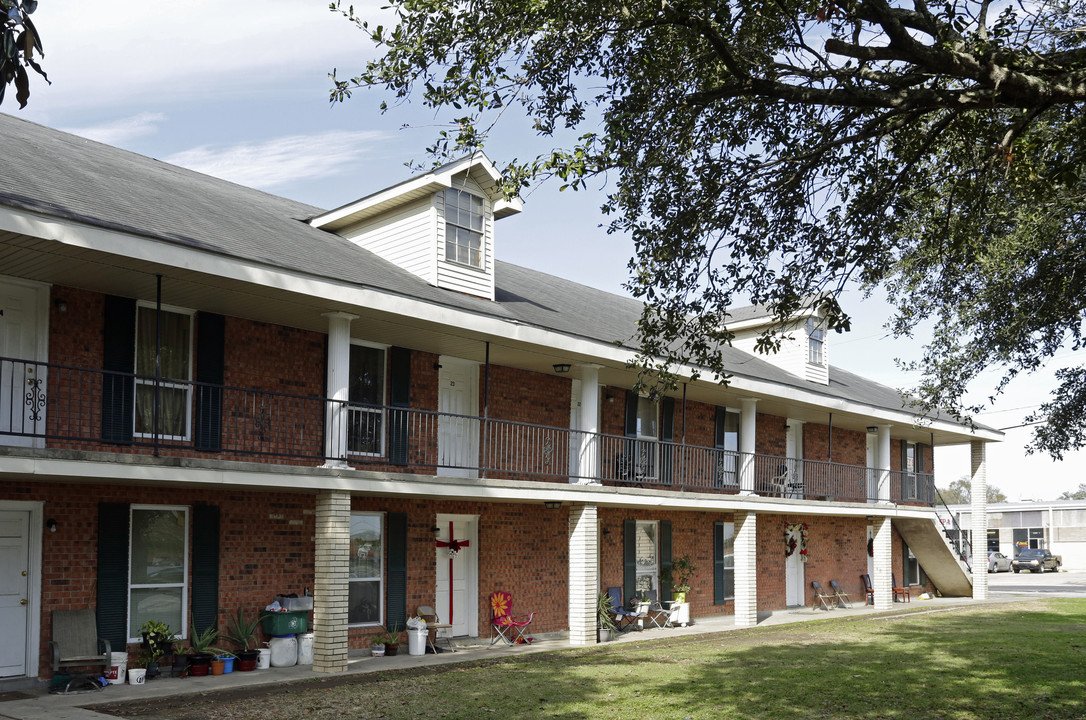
[310,153,522,301]
[729,306,830,385]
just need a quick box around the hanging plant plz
[868,537,874,557]
[783,522,809,562]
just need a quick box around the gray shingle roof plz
[0,112,965,425]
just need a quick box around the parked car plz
[1011,548,1062,573]
[987,552,1012,573]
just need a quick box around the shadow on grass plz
[94,600,1086,720]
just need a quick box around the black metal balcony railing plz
[0,357,935,505]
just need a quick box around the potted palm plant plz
[222,607,265,672]
[597,591,618,642]
[660,554,696,603]
[187,616,230,677]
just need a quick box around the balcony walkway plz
[0,594,1035,720]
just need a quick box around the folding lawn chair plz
[639,590,672,629]
[489,591,535,645]
[829,580,852,608]
[811,581,836,611]
[606,587,642,632]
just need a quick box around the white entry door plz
[438,357,479,477]
[0,510,31,677]
[785,421,804,499]
[866,433,878,502]
[785,547,805,607]
[0,278,48,447]
[434,515,479,637]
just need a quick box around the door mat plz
[0,691,36,702]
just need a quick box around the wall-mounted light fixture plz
[552,363,571,374]
[53,299,67,312]
[430,526,441,536]
[46,518,57,533]
[866,426,878,434]
[543,501,562,510]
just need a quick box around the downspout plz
[681,383,687,444]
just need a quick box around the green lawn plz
[101,599,1086,720]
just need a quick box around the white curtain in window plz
[135,308,190,437]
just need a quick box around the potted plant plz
[371,625,404,656]
[660,554,696,603]
[139,620,176,679]
[368,633,386,658]
[597,591,618,642]
[222,606,264,671]
[187,616,231,677]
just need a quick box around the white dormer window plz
[443,188,484,268]
[806,317,824,365]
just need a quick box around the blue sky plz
[11,0,1084,500]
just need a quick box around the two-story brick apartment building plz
[0,113,999,686]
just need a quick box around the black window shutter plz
[191,505,220,636]
[714,407,726,447]
[194,313,225,451]
[386,512,408,628]
[713,522,725,605]
[388,347,411,466]
[659,397,674,484]
[96,502,130,648]
[624,390,638,437]
[622,519,636,606]
[101,296,136,443]
[659,520,672,599]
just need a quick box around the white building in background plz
[948,500,1086,570]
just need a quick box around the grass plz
[98,599,1086,720]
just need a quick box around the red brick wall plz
[2,482,315,677]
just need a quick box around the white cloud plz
[61,112,166,145]
[163,129,389,189]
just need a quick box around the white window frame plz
[346,340,388,458]
[348,511,385,627]
[443,188,485,269]
[634,520,659,596]
[127,504,189,643]
[133,302,194,442]
[806,317,825,365]
[905,544,920,586]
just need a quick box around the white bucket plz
[408,628,427,656]
[106,651,128,685]
[256,648,271,670]
[128,668,146,685]
[297,633,314,665]
[269,635,297,667]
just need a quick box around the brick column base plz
[734,511,758,628]
[873,516,893,611]
[313,491,350,672]
[568,504,599,645]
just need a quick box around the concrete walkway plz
[0,594,1035,720]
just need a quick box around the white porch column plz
[877,424,892,502]
[733,511,758,627]
[739,398,758,494]
[970,440,990,601]
[576,364,601,484]
[313,490,350,672]
[872,515,893,611]
[568,503,599,645]
[322,311,358,468]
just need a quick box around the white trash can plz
[408,628,427,656]
[106,651,128,684]
[297,632,314,665]
[256,648,271,670]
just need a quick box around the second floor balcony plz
[0,356,935,505]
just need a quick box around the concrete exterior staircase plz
[893,516,974,597]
